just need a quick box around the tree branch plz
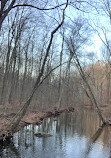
[11,3,67,11]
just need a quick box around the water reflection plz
[0,109,111,158]
[84,123,105,158]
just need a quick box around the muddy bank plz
[21,107,74,126]
[0,107,74,142]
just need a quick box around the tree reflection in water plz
[0,109,111,158]
[84,124,109,158]
[84,124,111,158]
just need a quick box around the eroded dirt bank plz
[0,107,74,142]
[22,107,74,126]
[1,104,111,142]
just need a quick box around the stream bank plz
[0,107,74,142]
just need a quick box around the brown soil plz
[0,107,74,141]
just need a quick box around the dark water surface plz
[0,109,111,158]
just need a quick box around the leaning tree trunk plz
[66,38,107,124]
[74,51,106,124]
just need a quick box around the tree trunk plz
[66,37,106,124]
[57,35,64,110]
[74,51,106,124]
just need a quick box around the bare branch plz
[10,3,68,11]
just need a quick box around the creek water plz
[0,108,111,158]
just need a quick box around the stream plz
[0,108,111,158]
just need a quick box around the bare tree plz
[65,20,107,124]
[0,0,69,138]
[0,0,70,30]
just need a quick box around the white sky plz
[85,35,103,59]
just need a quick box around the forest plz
[0,1,111,155]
